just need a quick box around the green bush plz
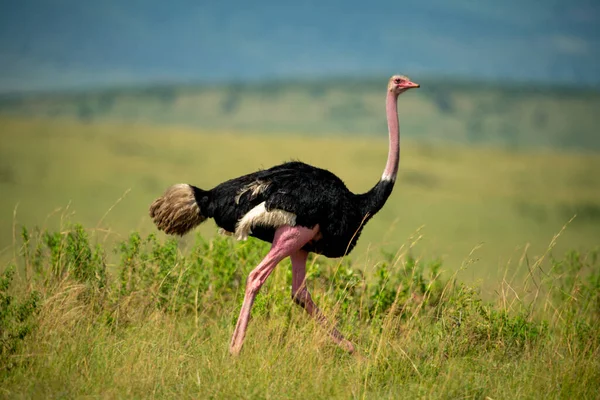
[0,266,41,372]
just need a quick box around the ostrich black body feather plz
[191,161,394,258]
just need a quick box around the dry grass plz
[0,221,598,399]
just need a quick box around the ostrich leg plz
[229,225,319,355]
[291,250,355,353]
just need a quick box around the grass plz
[0,223,598,398]
[1,116,599,286]
[1,106,599,397]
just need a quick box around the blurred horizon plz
[1,0,599,93]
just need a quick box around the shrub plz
[0,266,41,372]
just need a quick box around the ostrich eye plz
[394,78,401,84]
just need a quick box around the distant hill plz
[1,78,599,151]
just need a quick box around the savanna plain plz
[0,81,599,399]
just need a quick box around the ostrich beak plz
[402,80,420,89]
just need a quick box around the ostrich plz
[149,75,420,355]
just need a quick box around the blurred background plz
[1,0,599,284]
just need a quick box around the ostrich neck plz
[356,90,400,220]
[382,90,400,181]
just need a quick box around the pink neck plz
[382,91,400,182]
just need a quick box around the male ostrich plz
[149,75,420,355]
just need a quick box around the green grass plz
[0,224,598,398]
[1,116,599,286]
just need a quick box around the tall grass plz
[1,222,598,398]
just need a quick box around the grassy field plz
[1,116,599,285]
[0,103,599,397]
[0,223,598,398]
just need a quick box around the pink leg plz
[229,224,318,355]
[291,250,355,354]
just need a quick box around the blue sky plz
[0,0,598,92]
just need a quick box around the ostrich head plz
[388,75,420,95]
